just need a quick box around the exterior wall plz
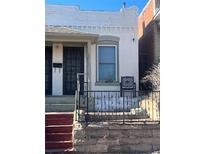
[52,43,63,95]
[138,0,155,38]
[46,5,137,28]
[90,29,138,91]
[138,0,160,90]
[154,23,160,63]
[73,123,160,153]
[139,22,155,80]
[46,5,139,92]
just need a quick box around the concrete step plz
[45,141,73,149]
[46,113,74,119]
[45,114,73,126]
[45,148,74,153]
[45,96,75,104]
[45,104,75,112]
[46,125,73,134]
[46,118,73,126]
[45,95,85,112]
[45,112,74,151]
[46,133,72,141]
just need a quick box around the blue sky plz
[45,0,148,14]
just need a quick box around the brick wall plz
[138,0,155,38]
[138,0,160,90]
[139,21,156,79]
[73,123,160,153]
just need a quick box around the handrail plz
[75,73,87,121]
[74,90,78,121]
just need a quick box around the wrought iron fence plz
[76,90,160,124]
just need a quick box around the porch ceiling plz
[45,25,99,42]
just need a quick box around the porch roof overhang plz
[45,26,99,43]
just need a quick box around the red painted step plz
[46,126,72,134]
[45,141,73,149]
[45,112,74,151]
[46,118,73,126]
[46,133,72,141]
[46,114,73,119]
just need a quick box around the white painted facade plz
[45,5,138,95]
[52,43,63,95]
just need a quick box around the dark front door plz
[63,47,84,95]
[45,46,52,95]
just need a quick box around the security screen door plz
[63,47,84,95]
[45,46,52,95]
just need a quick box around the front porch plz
[45,26,97,97]
[45,26,98,113]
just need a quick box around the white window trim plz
[96,44,118,82]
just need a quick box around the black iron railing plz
[74,73,160,123]
[76,90,160,123]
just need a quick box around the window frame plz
[96,44,118,83]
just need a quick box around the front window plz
[97,45,117,82]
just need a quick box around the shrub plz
[142,63,160,91]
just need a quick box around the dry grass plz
[139,93,160,121]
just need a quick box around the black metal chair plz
[120,76,136,97]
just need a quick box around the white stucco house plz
[45,5,138,111]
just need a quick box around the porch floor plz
[45,96,75,112]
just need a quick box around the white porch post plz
[87,41,92,91]
[52,43,63,95]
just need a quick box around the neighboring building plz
[138,0,160,90]
[45,5,138,111]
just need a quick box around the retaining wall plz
[73,122,160,153]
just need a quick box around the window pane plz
[99,46,115,63]
[99,64,115,81]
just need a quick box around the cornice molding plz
[46,25,136,32]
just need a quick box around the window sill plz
[95,82,120,86]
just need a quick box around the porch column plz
[87,41,92,91]
[52,43,63,95]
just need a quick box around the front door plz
[63,47,84,95]
[45,46,52,95]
